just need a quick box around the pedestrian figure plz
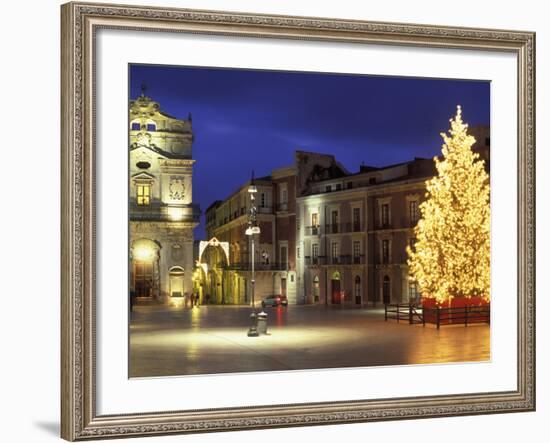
[190,292,195,308]
[195,292,200,307]
[184,292,189,309]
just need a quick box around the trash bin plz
[256,311,268,335]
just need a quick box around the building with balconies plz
[201,127,489,307]
[203,166,299,304]
[296,129,490,306]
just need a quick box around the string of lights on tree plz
[407,106,490,305]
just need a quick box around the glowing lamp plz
[134,246,154,261]
[167,207,184,221]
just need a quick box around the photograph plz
[128,64,491,378]
[59,2,536,440]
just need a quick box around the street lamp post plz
[246,172,261,337]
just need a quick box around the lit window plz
[311,213,319,226]
[136,183,151,205]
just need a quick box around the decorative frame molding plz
[61,1,535,440]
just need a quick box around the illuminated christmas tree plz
[407,106,490,305]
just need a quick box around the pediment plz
[131,171,156,181]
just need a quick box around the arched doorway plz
[383,275,391,305]
[331,271,341,304]
[197,238,230,304]
[131,238,160,298]
[169,266,185,297]
[354,275,362,305]
[313,275,320,303]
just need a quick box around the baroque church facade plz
[129,93,199,300]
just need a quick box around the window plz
[331,242,339,264]
[381,204,390,227]
[280,246,288,269]
[335,183,342,191]
[260,192,266,208]
[131,122,141,131]
[312,244,319,264]
[146,123,156,132]
[136,183,151,205]
[353,241,361,264]
[297,247,300,259]
[409,200,420,224]
[325,185,332,192]
[281,188,288,203]
[382,239,390,264]
[311,213,319,235]
[311,213,319,226]
[331,210,339,233]
[353,207,361,231]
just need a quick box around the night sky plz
[129,64,490,240]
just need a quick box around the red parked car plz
[261,294,288,308]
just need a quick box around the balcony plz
[325,223,365,234]
[305,255,327,266]
[339,254,366,265]
[130,203,200,223]
[222,262,289,271]
[305,225,320,236]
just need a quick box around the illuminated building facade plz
[297,157,434,306]
[297,128,490,306]
[203,128,489,306]
[203,166,298,304]
[129,93,200,300]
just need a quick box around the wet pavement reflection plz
[129,303,490,377]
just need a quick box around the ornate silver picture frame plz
[61,1,535,440]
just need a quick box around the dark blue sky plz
[129,64,490,240]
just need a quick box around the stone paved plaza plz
[129,303,490,377]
